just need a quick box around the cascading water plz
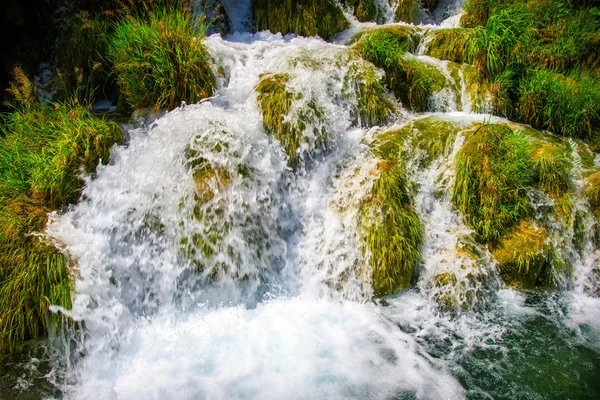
[15,1,597,399]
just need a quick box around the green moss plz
[360,160,422,295]
[377,116,464,168]
[108,7,215,110]
[254,0,349,40]
[452,124,532,244]
[255,73,327,168]
[354,26,446,111]
[394,0,420,23]
[585,171,600,216]
[493,220,552,290]
[344,56,396,126]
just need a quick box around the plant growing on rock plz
[108,6,215,110]
[359,158,422,296]
[0,70,123,348]
[254,0,349,39]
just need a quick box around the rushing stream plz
[4,1,600,399]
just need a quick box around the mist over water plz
[35,1,600,399]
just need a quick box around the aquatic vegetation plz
[108,7,215,110]
[0,103,123,207]
[380,116,463,168]
[530,142,572,197]
[255,72,326,167]
[360,159,422,295]
[344,56,396,126]
[356,28,446,112]
[254,0,349,39]
[354,25,416,68]
[492,220,552,290]
[585,171,600,216]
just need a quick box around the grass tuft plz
[452,124,532,244]
[492,220,553,290]
[360,159,422,295]
[108,7,215,110]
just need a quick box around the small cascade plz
[19,0,599,399]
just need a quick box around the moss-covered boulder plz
[452,124,532,244]
[254,0,349,39]
[377,116,465,167]
[255,72,328,168]
[394,0,420,23]
[354,26,446,111]
[492,221,553,290]
[360,159,422,296]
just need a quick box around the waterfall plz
[33,1,600,399]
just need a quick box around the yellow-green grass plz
[360,159,422,295]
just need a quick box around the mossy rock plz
[343,54,397,126]
[360,159,422,296]
[492,220,552,290]
[254,0,349,39]
[452,124,532,244]
[377,116,465,167]
[355,27,447,112]
[353,25,417,66]
[394,0,420,23]
[255,72,328,168]
[585,171,600,217]
[341,0,378,22]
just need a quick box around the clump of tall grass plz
[254,0,349,39]
[360,159,422,295]
[108,6,215,110]
[452,124,532,244]
[492,220,553,290]
[518,69,600,139]
[0,69,122,349]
